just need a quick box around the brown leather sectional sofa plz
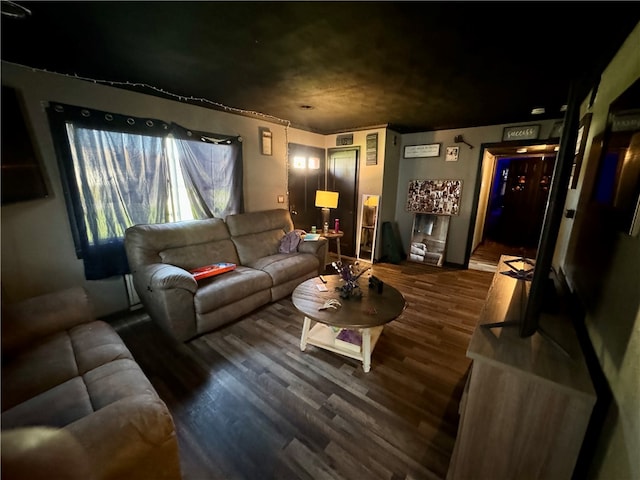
[1,287,181,480]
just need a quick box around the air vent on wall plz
[336,134,353,146]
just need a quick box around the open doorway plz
[469,142,559,270]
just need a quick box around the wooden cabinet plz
[447,256,596,480]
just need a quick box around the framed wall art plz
[403,143,441,158]
[366,133,378,165]
[406,179,463,215]
[445,146,459,162]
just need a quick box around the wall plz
[378,129,403,261]
[396,121,558,266]
[323,128,388,260]
[553,23,640,480]
[0,62,324,315]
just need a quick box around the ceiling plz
[2,2,639,134]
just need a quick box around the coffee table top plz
[292,275,406,329]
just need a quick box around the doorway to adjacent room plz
[469,141,559,270]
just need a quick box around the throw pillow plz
[279,230,303,253]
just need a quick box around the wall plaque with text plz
[502,124,540,142]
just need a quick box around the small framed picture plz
[445,146,459,162]
[259,127,272,156]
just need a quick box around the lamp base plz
[321,207,330,233]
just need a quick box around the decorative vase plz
[332,261,370,299]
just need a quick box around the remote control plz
[319,275,327,283]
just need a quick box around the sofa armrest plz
[1,427,95,480]
[1,287,94,357]
[298,236,328,256]
[138,263,198,293]
[298,237,328,274]
[66,394,181,480]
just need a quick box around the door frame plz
[327,146,360,258]
[465,140,560,267]
[287,143,326,231]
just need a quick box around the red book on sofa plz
[189,262,237,281]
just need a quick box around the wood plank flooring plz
[468,240,537,273]
[111,261,493,480]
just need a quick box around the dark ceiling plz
[2,2,639,134]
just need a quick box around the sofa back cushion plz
[225,209,294,265]
[124,218,240,271]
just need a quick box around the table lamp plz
[315,190,339,233]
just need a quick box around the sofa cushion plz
[226,209,294,265]
[1,358,159,431]
[194,266,271,313]
[1,377,94,429]
[1,332,78,412]
[248,253,319,285]
[125,217,236,269]
[1,321,133,412]
[71,321,135,374]
[226,208,294,237]
[159,237,240,271]
[232,229,284,265]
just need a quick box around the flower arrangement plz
[331,261,370,299]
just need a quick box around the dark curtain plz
[47,103,243,280]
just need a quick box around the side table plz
[319,229,344,264]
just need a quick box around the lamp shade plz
[315,190,339,209]
[364,195,378,207]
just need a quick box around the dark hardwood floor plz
[111,260,494,480]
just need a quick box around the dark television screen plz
[1,85,48,205]
[520,81,584,338]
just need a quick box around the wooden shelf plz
[306,323,383,361]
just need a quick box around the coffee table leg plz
[362,328,372,372]
[300,316,311,351]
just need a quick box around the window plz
[48,103,243,280]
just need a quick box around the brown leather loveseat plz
[124,208,327,342]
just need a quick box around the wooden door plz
[327,148,359,257]
[496,155,556,246]
[288,143,325,231]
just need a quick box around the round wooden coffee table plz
[292,274,406,372]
